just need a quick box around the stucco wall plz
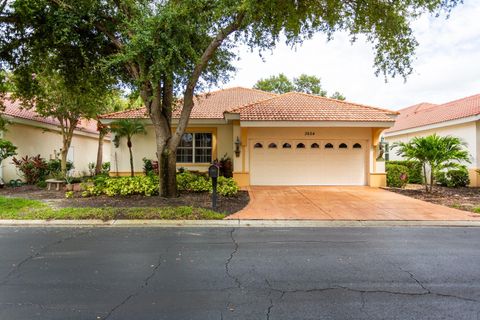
[384,121,477,168]
[110,124,234,175]
[2,123,110,182]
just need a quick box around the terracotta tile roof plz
[1,95,99,134]
[100,87,277,120]
[230,92,397,122]
[385,93,480,133]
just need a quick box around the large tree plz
[254,73,343,98]
[12,68,113,175]
[1,0,462,197]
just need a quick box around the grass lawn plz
[0,196,225,220]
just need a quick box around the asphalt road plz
[0,227,479,320]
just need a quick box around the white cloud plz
[222,0,480,110]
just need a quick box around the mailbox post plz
[208,163,220,210]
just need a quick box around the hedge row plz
[387,160,423,184]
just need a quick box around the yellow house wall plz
[110,123,234,175]
[2,123,110,182]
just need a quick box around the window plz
[282,143,292,149]
[177,132,212,163]
[324,143,334,149]
[339,143,348,149]
[296,143,305,149]
[268,143,277,149]
[353,143,362,149]
[311,143,320,149]
[254,143,263,148]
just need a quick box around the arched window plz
[311,143,320,149]
[324,143,334,149]
[339,143,348,149]
[296,143,305,149]
[353,143,362,149]
[268,143,277,149]
[254,143,263,149]
[282,143,292,149]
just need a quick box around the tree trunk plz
[128,142,134,177]
[61,146,68,176]
[429,165,434,193]
[95,130,106,175]
[423,163,429,192]
[161,147,177,198]
[153,125,177,198]
[61,135,73,176]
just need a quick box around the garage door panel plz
[250,139,367,186]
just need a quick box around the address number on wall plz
[304,131,315,136]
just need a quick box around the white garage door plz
[250,140,367,186]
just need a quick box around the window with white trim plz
[176,133,213,163]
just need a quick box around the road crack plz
[0,229,91,286]
[102,253,163,320]
[267,284,480,305]
[225,228,241,289]
[397,266,479,303]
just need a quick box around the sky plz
[221,1,480,110]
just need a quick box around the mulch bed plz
[385,184,480,213]
[0,185,249,215]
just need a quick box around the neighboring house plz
[384,93,480,186]
[0,96,111,182]
[100,87,398,187]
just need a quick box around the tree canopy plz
[0,0,462,196]
[253,73,344,99]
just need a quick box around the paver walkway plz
[227,186,478,220]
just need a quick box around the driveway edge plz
[0,219,479,227]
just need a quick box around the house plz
[384,93,480,186]
[0,96,111,182]
[100,87,398,187]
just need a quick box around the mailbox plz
[208,164,219,178]
[208,164,219,210]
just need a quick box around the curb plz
[0,219,480,227]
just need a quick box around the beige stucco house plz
[384,93,480,186]
[101,87,398,187]
[0,96,111,182]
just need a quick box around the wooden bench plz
[45,179,65,191]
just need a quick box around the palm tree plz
[392,134,470,192]
[110,119,147,177]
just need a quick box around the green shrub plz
[436,167,470,188]
[387,160,423,184]
[12,155,49,184]
[177,171,239,196]
[36,180,47,189]
[177,172,210,192]
[217,176,239,196]
[142,158,158,176]
[83,175,159,197]
[46,159,74,179]
[101,162,111,175]
[84,171,239,197]
[386,163,409,188]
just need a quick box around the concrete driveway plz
[228,186,478,220]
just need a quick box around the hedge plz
[386,163,409,188]
[387,160,423,184]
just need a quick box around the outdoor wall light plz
[234,136,241,157]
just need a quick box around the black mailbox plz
[208,164,219,178]
[208,164,219,210]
